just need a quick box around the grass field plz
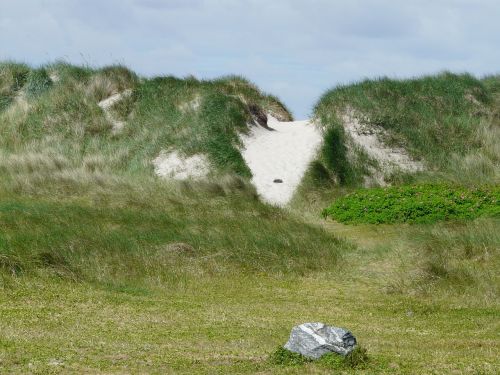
[1,214,498,374]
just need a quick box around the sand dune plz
[241,115,322,206]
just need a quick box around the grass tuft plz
[269,347,312,366]
[270,346,370,370]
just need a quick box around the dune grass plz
[0,177,348,286]
[0,62,292,181]
[405,218,500,299]
[307,72,499,190]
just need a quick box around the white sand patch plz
[153,150,210,180]
[98,90,132,110]
[341,108,424,175]
[49,72,60,83]
[98,90,132,134]
[241,115,322,206]
[178,95,201,113]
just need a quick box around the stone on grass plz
[284,322,356,359]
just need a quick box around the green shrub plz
[323,184,500,224]
[269,347,312,366]
[25,68,52,98]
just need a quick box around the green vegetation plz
[269,347,312,366]
[307,72,500,190]
[322,184,500,224]
[407,218,500,297]
[0,178,346,283]
[2,219,498,374]
[0,64,499,373]
[0,62,292,184]
[270,346,370,370]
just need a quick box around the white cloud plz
[0,0,498,118]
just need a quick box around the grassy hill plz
[306,72,499,188]
[0,64,499,374]
[0,61,345,308]
[0,61,291,190]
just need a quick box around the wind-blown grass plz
[396,218,500,301]
[0,62,292,182]
[309,72,499,188]
[0,176,348,286]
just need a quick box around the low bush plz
[323,184,500,224]
[269,347,312,366]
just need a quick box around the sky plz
[1,0,499,119]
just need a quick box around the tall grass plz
[0,176,349,288]
[406,218,499,301]
[0,62,292,183]
[0,62,30,111]
[309,72,499,189]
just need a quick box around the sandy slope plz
[241,115,322,206]
[153,150,210,180]
[340,108,424,186]
[341,109,423,173]
[150,114,322,205]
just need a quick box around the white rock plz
[284,322,357,359]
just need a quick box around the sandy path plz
[241,116,322,206]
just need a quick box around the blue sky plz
[1,0,499,119]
